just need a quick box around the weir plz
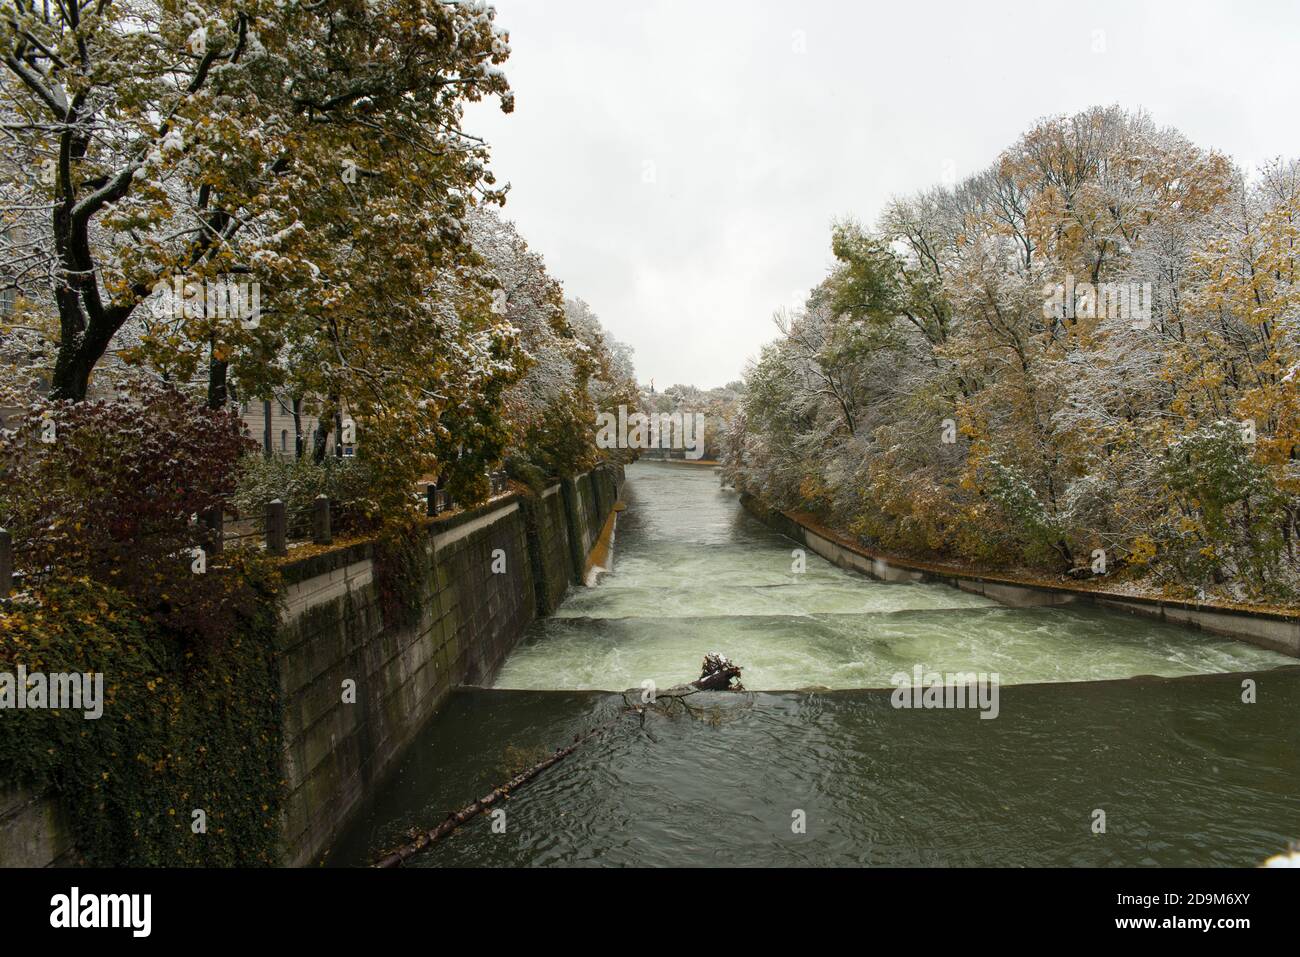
[494,463,1291,691]
[328,461,1300,868]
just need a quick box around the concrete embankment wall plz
[2,464,624,868]
[276,500,538,865]
[275,463,623,866]
[741,493,1300,658]
[531,483,576,616]
[0,785,77,868]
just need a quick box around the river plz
[330,462,1300,866]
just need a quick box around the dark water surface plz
[329,464,1300,867]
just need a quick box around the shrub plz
[503,453,549,495]
[1159,422,1285,594]
[0,381,255,645]
[231,453,378,535]
[979,459,1071,569]
[0,566,284,866]
[0,382,285,864]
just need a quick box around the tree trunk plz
[207,344,228,409]
[48,344,94,401]
[47,112,139,402]
[292,397,304,459]
[47,285,111,401]
[262,400,273,458]
[312,419,330,464]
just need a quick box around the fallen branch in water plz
[372,722,610,867]
[625,653,748,721]
[370,653,744,868]
[686,652,745,692]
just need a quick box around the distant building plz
[239,394,353,460]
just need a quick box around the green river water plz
[330,462,1300,867]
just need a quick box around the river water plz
[330,462,1300,867]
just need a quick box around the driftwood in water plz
[370,653,744,867]
[688,652,744,691]
[372,723,608,868]
[638,653,746,699]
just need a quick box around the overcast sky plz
[467,0,1300,389]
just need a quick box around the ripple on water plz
[329,674,1300,867]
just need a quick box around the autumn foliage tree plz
[469,209,638,480]
[728,107,1300,601]
[0,0,527,514]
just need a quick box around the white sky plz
[467,0,1300,389]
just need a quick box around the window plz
[281,429,288,451]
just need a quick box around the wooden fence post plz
[0,528,11,599]
[266,499,287,556]
[313,495,332,546]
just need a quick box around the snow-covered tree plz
[729,106,1300,600]
[1,0,513,403]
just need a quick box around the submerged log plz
[370,654,745,867]
[372,723,608,868]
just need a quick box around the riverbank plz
[741,493,1300,658]
[275,464,625,865]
